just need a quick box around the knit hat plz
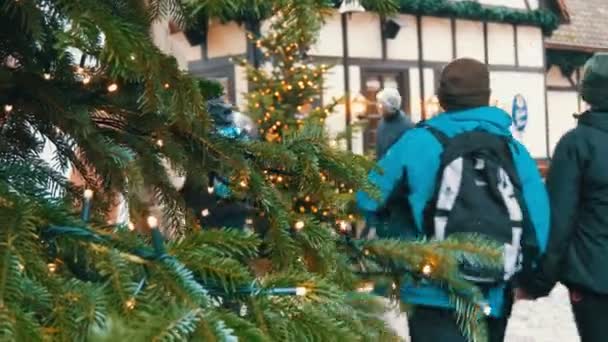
[581,53,608,111]
[376,88,402,112]
[438,58,491,112]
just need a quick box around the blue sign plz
[512,94,528,133]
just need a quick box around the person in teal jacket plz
[357,58,550,342]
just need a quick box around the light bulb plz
[125,298,136,310]
[128,221,135,231]
[18,263,24,272]
[294,220,305,230]
[295,287,307,296]
[4,104,13,113]
[83,189,94,199]
[47,263,57,273]
[277,176,283,183]
[201,209,210,217]
[239,180,248,188]
[147,216,158,228]
[422,264,433,276]
[483,305,492,316]
[156,139,164,147]
[163,83,170,89]
[82,76,91,85]
[130,54,136,61]
[338,220,349,232]
[107,83,118,92]
[43,73,51,80]
[207,186,214,194]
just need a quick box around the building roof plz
[546,0,608,52]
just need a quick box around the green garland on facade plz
[547,49,593,78]
[393,0,560,35]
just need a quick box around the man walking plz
[522,53,608,342]
[357,58,550,342]
[375,87,414,159]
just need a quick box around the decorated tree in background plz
[0,0,505,341]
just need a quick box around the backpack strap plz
[418,123,450,147]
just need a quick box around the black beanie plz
[581,53,608,111]
[438,58,491,112]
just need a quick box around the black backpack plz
[422,126,539,284]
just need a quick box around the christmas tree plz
[0,0,503,341]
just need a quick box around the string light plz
[201,209,210,217]
[156,139,164,147]
[128,221,135,231]
[276,176,283,183]
[43,73,51,80]
[482,305,492,316]
[357,282,375,293]
[4,104,13,113]
[239,180,248,188]
[299,206,306,213]
[107,83,118,92]
[130,54,136,61]
[83,189,94,200]
[17,263,24,272]
[163,83,170,89]
[125,298,136,310]
[295,287,308,296]
[207,186,214,194]
[294,220,305,231]
[392,282,397,290]
[47,262,57,273]
[422,264,433,276]
[147,215,158,229]
[304,196,311,202]
[82,75,91,85]
[338,220,349,232]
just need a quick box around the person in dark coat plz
[374,87,414,159]
[522,53,608,342]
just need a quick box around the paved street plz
[383,284,580,341]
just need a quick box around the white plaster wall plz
[422,17,453,62]
[517,26,544,68]
[386,14,419,61]
[323,65,347,141]
[490,71,547,158]
[347,13,382,59]
[409,68,422,123]
[455,20,485,61]
[546,66,574,87]
[310,13,343,57]
[423,68,436,103]
[477,0,528,9]
[151,20,202,70]
[207,20,247,59]
[349,65,364,155]
[234,65,248,110]
[547,91,578,154]
[488,23,515,66]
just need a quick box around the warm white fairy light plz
[294,220,305,231]
[128,221,135,231]
[47,262,57,273]
[43,73,51,80]
[482,305,492,316]
[83,189,94,200]
[107,83,118,92]
[18,263,25,272]
[207,186,214,194]
[82,75,91,85]
[163,83,170,89]
[201,209,210,217]
[125,298,136,310]
[156,139,164,147]
[338,220,349,232]
[422,264,433,276]
[130,54,136,61]
[295,287,308,296]
[4,104,13,113]
[357,282,375,293]
[239,180,248,188]
[147,215,158,229]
